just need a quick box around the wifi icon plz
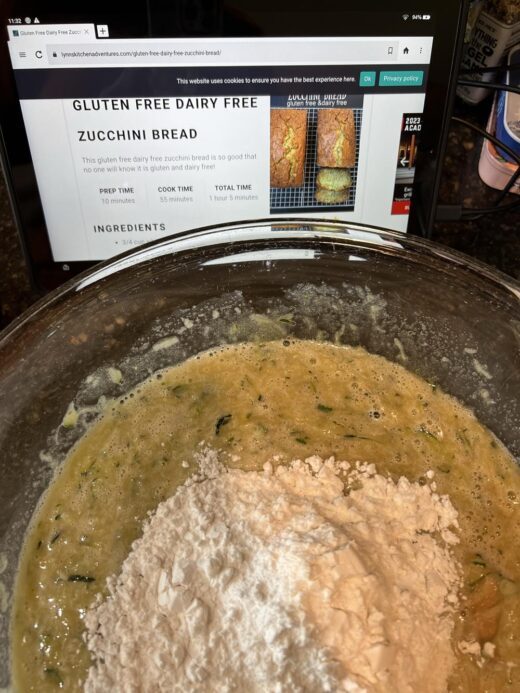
[402,14,410,21]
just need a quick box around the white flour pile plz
[84,452,462,692]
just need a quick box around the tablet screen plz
[0,2,467,283]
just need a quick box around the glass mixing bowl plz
[0,219,519,686]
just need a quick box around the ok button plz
[359,71,376,87]
[379,70,424,87]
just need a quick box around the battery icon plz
[423,14,431,20]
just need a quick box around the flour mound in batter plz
[84,451,461,692]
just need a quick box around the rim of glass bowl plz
[1,217,519,347]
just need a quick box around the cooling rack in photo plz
[270,107,363,214]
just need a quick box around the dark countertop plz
[432,104,520,279]
[1,100,519,331]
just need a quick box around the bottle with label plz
[458,0,520,104]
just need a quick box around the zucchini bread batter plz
[11,340,520,691]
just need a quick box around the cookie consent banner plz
[15,64,428,99]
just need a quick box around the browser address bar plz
[46,39,399,66]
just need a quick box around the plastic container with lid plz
[479,93,520,193]
[495,44,520,163]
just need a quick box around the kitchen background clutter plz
[433,0,519,277]
[1,0,519,331]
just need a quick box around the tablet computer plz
[0,1,469,290]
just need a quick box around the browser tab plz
[7,23,95,40]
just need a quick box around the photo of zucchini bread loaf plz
[315,168,352,204]
[269,105,361,212]
[316,108,356,168]
[270,109,308,188]
[315,108,356,203]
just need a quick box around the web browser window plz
[7,23,433,262]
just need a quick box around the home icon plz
[403,47,410,54]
